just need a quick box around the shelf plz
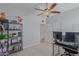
[1,22,22,25]
[8,48,23,54]
[9,36,18,39]
[9,36,17,38]
[0,44,8,47]
[0,20,23,55]
[9,37,22,39]
[0,39,8,41]
[10,42,21,46]
[5,29,21,31]
[9,22,22,25]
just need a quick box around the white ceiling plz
[0,3,79,14]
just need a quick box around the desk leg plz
[52,43,54,56]
[58,46,60,55]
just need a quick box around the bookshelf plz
[0,20,23,56]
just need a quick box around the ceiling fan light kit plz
[42,10,51,16]
[35,3,61,23]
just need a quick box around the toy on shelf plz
[18,32,22,37]
[16,16,23,23]
[0,11,7,21]
[0,24,7,41]
[12,33,16,35]
[10,20,17,23]
[0,15,8,55]
[0,42,4,55]
[0,34,7,40]
[0,25,5,32]
[0,26,3,32]
[12,32,17,37]
[0,41,7,56]
[10,32,17,44]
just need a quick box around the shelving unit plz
[0,20,23,56]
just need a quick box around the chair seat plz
[63,46,78,54]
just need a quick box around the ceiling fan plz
[35,3,60,23]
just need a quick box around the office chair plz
[61,45,78,56]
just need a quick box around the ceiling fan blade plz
[51,11,60,13]
[48,3,57,10]
[35,8,44,11]
[37,13,43,16]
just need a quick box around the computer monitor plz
[53,32,62,41]
[74,32,79,43]
[64,32,75,42]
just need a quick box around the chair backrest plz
[63,45,78,54]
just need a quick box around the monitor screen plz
[53,32,62,41]
[64,32,75,42]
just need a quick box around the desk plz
[52,41,79,56]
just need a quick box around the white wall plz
[23,13,40,48]
[47,7,79,32]
[44,7,79,43]
[0,4,41,48]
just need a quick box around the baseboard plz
[23,42,40,49]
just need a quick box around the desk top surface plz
[56,41,79,48]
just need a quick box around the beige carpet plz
[10,43,79,56]
[10,43,53,56]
